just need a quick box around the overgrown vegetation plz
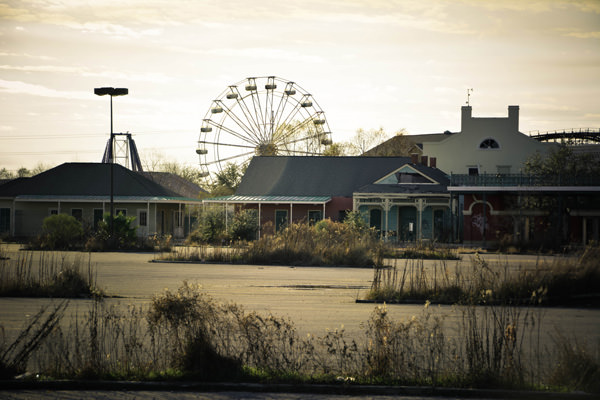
[0,251,103,298]
[180,214,382,267]
[386,241,460,260]
[244,219,381,266]
[85,213,137,251]
[1,282,597,393]
[28,212,162,252]
[36,214,84,250]
[0,301,67,379]
[367,245,600,306]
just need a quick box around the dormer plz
[375,164,438,185]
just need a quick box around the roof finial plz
[466,88,473,106]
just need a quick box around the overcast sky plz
[1,0,599,172]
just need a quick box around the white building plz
[423,106,556,175]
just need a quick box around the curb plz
[1,380,595,399]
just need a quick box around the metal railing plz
[450,173,600,187]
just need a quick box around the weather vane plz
[466,88,473,106]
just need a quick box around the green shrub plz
[40,214,83,250]
[342,210,369,232]
[228,209,258,242]
[188,207,226,245]
[244,220,380,267]
[87,213,137,250]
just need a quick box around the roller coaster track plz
[527,128,600,144]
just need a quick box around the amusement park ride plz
[196,76,333,181]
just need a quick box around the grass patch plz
[367,245,600,307]
[386,241,460,260]
[0,251,104,298]
[159,220,384,267]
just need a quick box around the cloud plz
[0,79,89,99]
[0,52,56,60]
[563,30,600,39]
[0,65,173,83]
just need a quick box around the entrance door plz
[398,206,416,241]
[434,209,445,241]
[275,210,288,233]
[369,208,381,232]
[0,208,10,234]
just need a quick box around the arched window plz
[479,138,500,149]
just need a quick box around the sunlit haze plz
[1,0,599,172]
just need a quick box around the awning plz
[202,195,331,204]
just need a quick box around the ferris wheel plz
[196,76,333,180]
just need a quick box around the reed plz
[0,251,103,298]
[367,246,600,306]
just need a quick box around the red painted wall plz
[240,196,353,227]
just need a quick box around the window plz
[395,172,431,184]
[0,208,10,233]
[468,167,479,176]
[49,209,58,216]
[71,209,83,222]
[275,210,288,233]
[479,138,500,149]
[116,209,127,216]
[93,209,104,230]
[308,210,322,225]
[138,210,148,227]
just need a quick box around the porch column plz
[290,203,293,224]
[11,199,15,237]
[383,198,390,241]
[187,205,191,237]
[482,193,487,243]
[417,199,424,240]
[322,202,326,220]
[147,201,150,237]
[179,203,182,237]
[258,203,262,239]
[154,203,157,235]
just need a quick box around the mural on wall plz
[471,213,488,237]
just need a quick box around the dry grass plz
[367,246,600,306]
[157,221,383,267]
[0,251,103,298]
[0,282,587,393]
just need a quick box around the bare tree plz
[338,127,411,156]
[362,128,413,156]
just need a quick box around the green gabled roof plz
[203,195,331,204]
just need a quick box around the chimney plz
[461,105,472,131]
[421,155,428,166]
[411,154,419,164]
[508,105,519,132]
[429,157,436,168]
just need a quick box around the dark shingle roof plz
[140,171,206,198]
[236,156,418,197]
[0,163,182,198]
[356,162,449,194]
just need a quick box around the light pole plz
[94,87,128,240]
